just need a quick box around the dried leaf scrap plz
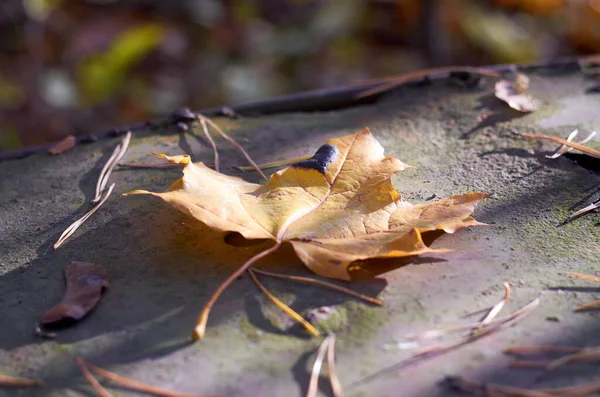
[128,128,487,339]
[40,261,109,327]
[495,73,541,112]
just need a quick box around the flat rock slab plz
[1,64,600,397]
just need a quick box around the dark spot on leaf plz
[292,144,338,174]
[329,259,342,265]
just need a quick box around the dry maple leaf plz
[127,128,487,338]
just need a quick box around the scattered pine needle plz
[569,272,600,311]
[355,66,500,99]
[92,131,131,204]
[197,114,266,180]
[77,359,113,397]
[53,183,115,249]
[249,268,320,337]
[547,130,597,159]
[0,373,45,387]
[514,131,600,159]
[352,295,540,388]
[193,242,282,340]
[447,376,600,397]
[569,272,600,283]
[327,335,344,397]
[251,268,382,306]
[78,359,214,397]
[198,116,220,173]
[307,335,336,397]
[505,345,582,355]
[506,345,600,370]
[236,154,313,172]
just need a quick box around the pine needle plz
[0,373,45,387]
[505,345,582,355]
[235,154,313,172]
[193,242,282,340]
[197,114,267,180]
[250,268,382,306]
[355,66,500,99]
[327,335,344,397]
[53,183,115,249]
[565,201,600,223]
[479,282,511,326]
[574,300,600,312]
[118,162,185,169]
[248,268,320,337]
[546,347,600,370]
[547,130,596,159]
[79,359,214,397]
[306,335,333,397]
[515,131,600,159]
[197,116,220,173]
[569,272,600,283]
[92,131,131,204]
[77,358,113,397]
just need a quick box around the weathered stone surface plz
[1,64,599,397]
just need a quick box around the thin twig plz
[193,242,282,340]
[355,66,500,99]
[251,268,382,305]
[235,154,313,172]
[80,359,213,397]
[77,359,113,397]
[248,268,320,337]
[307,336,333,397]
[198,116,220,173]
[198,114,267,180]
[327,335,344,397]
[53,183,115,249]
[0,373,45,387]
[92,131,131,204]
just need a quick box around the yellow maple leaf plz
[128,127,487,338]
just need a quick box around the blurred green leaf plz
[77,23,165,106]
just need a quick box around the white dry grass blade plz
[92,131,131,204]
[54,183,115,249]
[326,335,344,397]
[307,335,335,397]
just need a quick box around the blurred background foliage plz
[1,0,599,150]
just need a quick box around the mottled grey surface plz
[1,66,599,397]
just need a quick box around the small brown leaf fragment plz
[495,74,541,112]
[40,261,109,326]
[48,135,76,155]
[0,373,45,387]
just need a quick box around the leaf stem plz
[251,268,382,306]
[248,268,320,337]
[193,242,282,340]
